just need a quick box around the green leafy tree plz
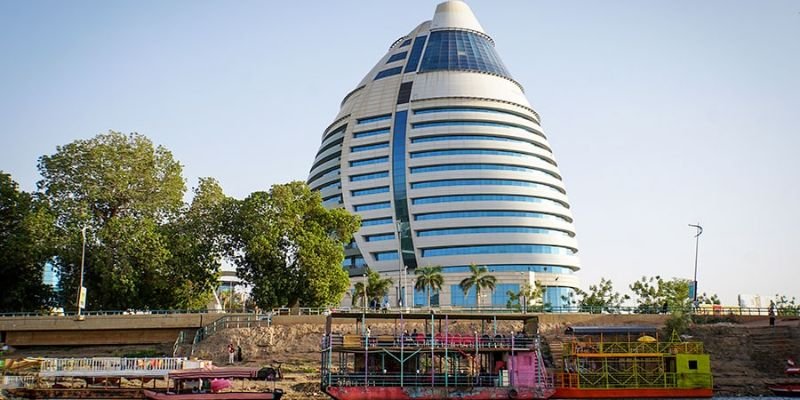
[352,268,394,309]
[0,172,55,312]
[459,263,497,308]
[506,281,545,312]
[775,295,799,316]
[229,181,360,309]
[629,275,691,314]
[414,265,444,307]
[575,278,630,314]
[36,131,221,310]
[697,292,721,305]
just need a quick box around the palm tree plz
[459,263,497,309]
[414,265,444,307]
[352,269,394,309]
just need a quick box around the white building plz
[308,1,580,308]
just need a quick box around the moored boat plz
[320,312,554,400]
[768,383,800,397]
[142,367,283,400]
[552,326,713,399]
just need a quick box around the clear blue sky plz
[1,0,798,305]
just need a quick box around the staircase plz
[747,325,800,375]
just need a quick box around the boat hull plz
[142,389,283,400]
[769,384,800,397]
[325,386,554,400]
[553,387,713,399]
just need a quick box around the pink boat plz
[142,367,283,400]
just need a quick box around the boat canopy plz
[564,326,658,335]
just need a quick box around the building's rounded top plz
[431,0,485,33]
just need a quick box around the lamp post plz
[688,223,703,305]
[75,226,87,321]
[519,272,526,314]
[396,222,406,308]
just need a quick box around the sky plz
[1,0,798,306]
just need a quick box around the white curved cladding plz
[307,0,582,308]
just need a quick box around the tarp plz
[169,367,259,380]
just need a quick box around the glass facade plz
[309,166,340,183]
[419,30,512,80]
[391,110,418,269]
[422,244,575,257]
[375,66,404,80]
[374,251,400,261]
[351,142,389,153]
[323,195,343,207]
[386,51,408,63]
[411,134,547,150]
[412,194,564,207]
[410,163,558,179]
[442,265,575,274]
[410,178,560,192]
[350,156,388,167]
[353,127,390,139]
[544,287,577,308]
[362,217,394,226]
[353,202,391,212]
[313,179,341,192]
[417,226,567,237]
[412,120,544,138]
[365,233,395,242]
[351,186,390,196]
[350,171,389,182]
[414,288,440,306]
[413,107,536,123]
[410,148,550,164]
[415,210,568,222]
[357,114,392,125]
[404,35,428,73]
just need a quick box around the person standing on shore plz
[769,302,776,326]
[227,342,235,364]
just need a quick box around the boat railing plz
[323,372,526,388]
[322,333,539,351]
[563,341,705,355]
[0,375,36,388]
[39,357,185,377]
[554,371,713,389]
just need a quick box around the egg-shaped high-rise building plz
[308,0,580,309]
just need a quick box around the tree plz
[506,281,545,312]
[36,131,220,310]
[459,263,497,308]
[352,268,394,309]
[0,172,55,312]
[575,278,630,314]
[774,294,799,316]
[629,276,691,314]
[414,265,444,307]
[229,181,360,309]
[697,292,721,305]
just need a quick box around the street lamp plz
[688,223,703,305]
[75,226,87,321]
[395,222,406,308]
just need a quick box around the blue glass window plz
[321,124,347,143]
[308,166,340,184]
[342,256,367,270]
[354,202,391,212]
[399,38,412,48]
[442,265,575,274]
[412,120,543,137]
[357,114,392,125]
[362,217,394,226]
[350,171,389,182]
[451,285,477,307]
[375,67,403,80]
[310,151,341,171]
[422,244,575,257]
[374,251,400,261]
[350,156,388,167]
[415,210,568,222]
[386,51,408,63]
[365,233,395,242]
[410,163,558,179]
[417,226,566,237]
[419,30,512,80]
[322,195,342,207]
[414,107,536,123]
[404,35,428,73]
[353,127,390,139]
[544,287,577,309]
[391,110,417,269]
[351,142,389,153]
[313,179,341,192]
[410,135,547,150]
[351,186,390,196]
[414,288,439,306]
[410,179,560,192]
[412,194,564,207]
[410,149,549,164]
[491,284,520,307]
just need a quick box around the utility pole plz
[75,226,88,321]
[688,223,703,305]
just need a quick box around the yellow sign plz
[79,287,87,309]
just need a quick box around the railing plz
[323,333,540,351]
[39,357,185,377]
[0,375,36,388]
[554,371,713,389]
[562,341,705,355]
[324,372,507,388]
[190,314,272,356]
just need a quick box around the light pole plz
[75,226,87,321]
[688,223,703,305]
[396,222,406,308]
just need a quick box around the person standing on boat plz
[227,342,235,364]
